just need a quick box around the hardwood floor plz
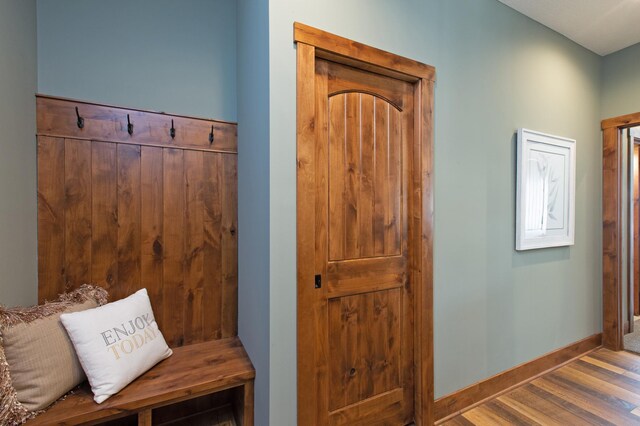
[441,348,640,425]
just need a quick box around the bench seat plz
[27,337,255,426]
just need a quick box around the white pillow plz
[60,288,172,403]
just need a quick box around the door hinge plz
[315,274,322,289]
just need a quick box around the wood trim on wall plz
[295,23,435,425]
[293,22,436,83]
[601,115,639,351]
[602,112,640,130]
[37,95,237,154]
[295,40,319,423]
[433,333,603,424]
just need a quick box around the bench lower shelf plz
[27,337,254,426]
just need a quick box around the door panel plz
[328,288,402,411]
[328,93,402,261]
[313,58,415,425]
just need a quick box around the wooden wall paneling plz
[203,153,223,340]
[184,150,205,345]
[64,139,92,289]
[37,136,66,302]
[221,156,238,338]
[37,96,238,348]
[37,96,237,153]
[163,148,186,347]
[117,144,142,299]
[91,142,118,293]
[140,146,164,322]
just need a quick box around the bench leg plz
[243,381,254,426]
[138,409,152,426]
[233,381,254,426]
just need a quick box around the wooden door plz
[304,58,416,425]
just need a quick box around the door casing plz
[602,113,640,350]
[295,23,435,425]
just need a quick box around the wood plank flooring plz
[442,348,640,425]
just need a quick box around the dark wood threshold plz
[434,333,602,424]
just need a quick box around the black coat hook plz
[75,107,84,129]
[170,119,176,139]
[209,125,214,144]
[127,114,134,135]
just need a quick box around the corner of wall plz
[237,0,271,424]
[0,0,38,307]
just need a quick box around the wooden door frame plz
[634,139,640,320]
[294,22,436,424]
[602,112,640,350]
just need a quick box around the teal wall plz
[237,0,270,423]
[602,42,640,119]
[268,0,603,423]
[37,0,237,121]
[0,0,38,307]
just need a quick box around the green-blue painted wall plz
[37,0,237,121]
[0,0,38,307]
[267,1,602,423]
[237,0,270,423]
[602,42,640,119]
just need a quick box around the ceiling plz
[498,0,640,56]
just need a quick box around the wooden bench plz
[27,337,255,426]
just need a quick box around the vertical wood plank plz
[373,98,389,257]
[400,85,415,423]
[117,144,142,300]
[64,138,92,290]
[359,94,375,257]
[138,409,152,426]
[387,107,402,255]
[163,148,185,347]
[345,93,361,259]
[635,144,640,316]
[603,126,622,351]
[296,42,320,424]
[203,153,223,340]
[91,142,118,294]
[329,94,347,261]
[419,78,435,425]
[37,136,66,302]
[184,150,205,344]
[221,155,238,338]
[141,146,164,323]
[243,381,255,426]
[37,97,239,348]
[314,59,331,424]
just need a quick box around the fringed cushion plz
[0,285,108,425]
